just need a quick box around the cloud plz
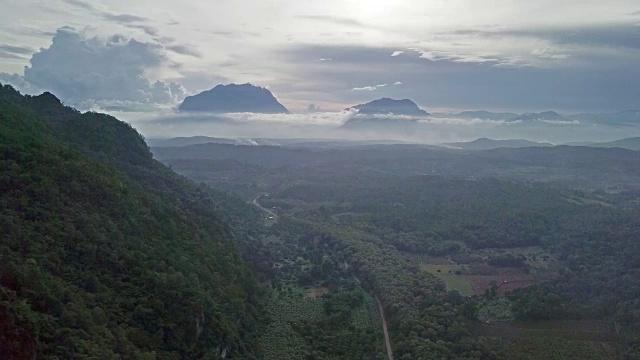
[393,81,403,86]
[0,72,42,94]
[531,48,569,60]
[391,51,404,57]
[126,24,160,37]
[0,44,35,55]
[307,103,321,112]
[281,44,640,112]
[62,0,148,25]
[6,27,56,38]
[118,109,633,145]
[352,84,388,91]
[166,44,202,58]
[5,27,186,111]
[101,13,148,24]
[422,117,521,126]
[61,0,94,11]
[410,48,500,65]
[317,58,333,61]
[0,45,36,60]
[0,51,26,60]
[537,119,580,125]
[297,15,369,28]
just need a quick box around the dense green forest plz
[0,84,262,359]
[4,82,640,359]
[155,132,640,359]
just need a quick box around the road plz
[353,275,394,360]
[376,297,395,360]
[251,194,278,218]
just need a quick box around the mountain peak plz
[179,83,289,113]
[348,98,429,116]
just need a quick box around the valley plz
[152,136,640,359]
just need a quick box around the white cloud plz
[537,119,580,125]
[391,50,404,56]
[421,117,522,126]
[4,27,186,111]
[223,109,357,126]
[352,83,387,91]
[531,48,569,60]
[393,81,402,85]
[0,72,42,95]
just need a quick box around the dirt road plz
[376,297,394,360]
[252,194,278,218]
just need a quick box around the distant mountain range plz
[444,136,640,151]
[431,110,519,120]
[570,110,640,125]
[179,83,289,113]
[565,137,640,151]
[348,98,429,116]
[444,138,553,150]
[147,136,262,147]
[150,135,640,152]
[432,109,640,125]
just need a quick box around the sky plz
[1,0,640,142]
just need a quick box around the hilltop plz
[179,83,289,113]
[348,98,429,116]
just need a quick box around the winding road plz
[251,194,278,219]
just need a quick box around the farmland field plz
[472,320,618,359]
[259,286,386,360]
[421,262,536,295]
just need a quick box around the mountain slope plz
[179,83,289,113]
[444,137,553,150]
[0,84,261,359]
[571,110,640,125]
[567,137,640,151]
[431,110,519,120]
[348,98,429,116]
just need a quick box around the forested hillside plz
[0,84,261,359]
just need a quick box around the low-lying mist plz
[115,110,640,144]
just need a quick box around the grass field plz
[421,264,474,295]
[437,274,474,296]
